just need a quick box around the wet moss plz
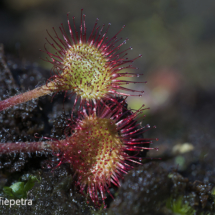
[108,163,215,215]
[108,162,172,215]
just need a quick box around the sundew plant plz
[0,9,157,207]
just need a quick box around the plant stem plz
[0,82,55,112]
[0,141,53,154]
[0,139,67,155]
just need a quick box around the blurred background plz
[0,0,215,182]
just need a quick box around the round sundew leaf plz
[43,10,145,105]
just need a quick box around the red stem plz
[0,141,53,154]
[0,84,53,112]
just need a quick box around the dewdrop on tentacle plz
[42,9,145,107]
[53,98,157,207]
